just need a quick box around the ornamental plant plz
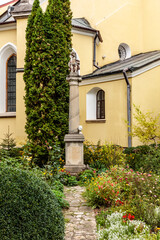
[0,166,64,240]
[24,0,72,165]
[131,105,160,146]
[97,211,158,240]
[84,167,160,228]
[84,141,126,169]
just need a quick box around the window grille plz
[7,55,16,112]
[97,90,105,119]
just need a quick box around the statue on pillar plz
[68,50,80,77]
[64,49,85,174]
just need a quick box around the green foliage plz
[44,0,72,148]
[0,127,16,150]
[0,166,64,240]
[124,145,160,174]
[24,0,72,165]
[52,189,69,209]
[84,167,160,229]
[132,105,160,146]
[84,141,126,169]
[78,169,97,185]
[57,169,78,186]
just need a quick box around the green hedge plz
[0,166,64,240]
[124,145,160,174]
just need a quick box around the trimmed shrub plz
[0,166,64,240]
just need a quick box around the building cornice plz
[0,21,16,31]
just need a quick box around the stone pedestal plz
[64,134,85,174]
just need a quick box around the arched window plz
[6,54,16,112]
[86,87,105,120]
[0,43,17,114]
[97,90,105,119]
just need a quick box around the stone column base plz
[64,164,86,175]
[64,133,85,175]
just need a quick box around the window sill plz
[0,112,16,118]
[86,119,106,123]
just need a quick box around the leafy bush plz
[58,169,78,186]
[78,169,96,185]
[124,145,160,174]
[84,141,126,169]
[0,166,64,240]
[52,189,69,209]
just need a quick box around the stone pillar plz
[68,76,81,134]
[64,50,85,174]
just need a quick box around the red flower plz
[128,214,135,220]
[123,214,135,220]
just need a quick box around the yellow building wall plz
[71,0,144,67]
[132,67,160,146]
[15,18,28,145]
[72,33,93,75]
[143,0,160,51]
[79,79,128,147]
[0,118,16,140]
[0,29,16,48]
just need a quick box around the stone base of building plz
[64,133,85,175]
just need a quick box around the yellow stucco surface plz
[132,67,160,146]
[72,33,93,75]
[0,30,16,48]
[79,80,128,147]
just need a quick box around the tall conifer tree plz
[45,0,72,146]
[24,0,72,165]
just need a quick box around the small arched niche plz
[118,43,131,60]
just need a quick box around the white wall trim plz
[86,87,101,120]
[0,42,17,113]
[72,28,96,38]
[0,23,16,31]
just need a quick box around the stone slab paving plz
[63,186,97,240]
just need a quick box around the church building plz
[0,0,160,147]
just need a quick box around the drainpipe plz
[122,69,132,147]
[93,32,100,69]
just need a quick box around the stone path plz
[63,186,97,240]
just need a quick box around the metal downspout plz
[122,69,132,147]
[93,32,100,69]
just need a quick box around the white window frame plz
[0,42,17,114]
[86,87,105,120]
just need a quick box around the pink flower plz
[141,178,144,180]
[148,174,151,177]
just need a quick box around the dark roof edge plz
[82,58,160,80]
[0,0,20,19]
[0,20,16,25]
[72,24,103,42]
